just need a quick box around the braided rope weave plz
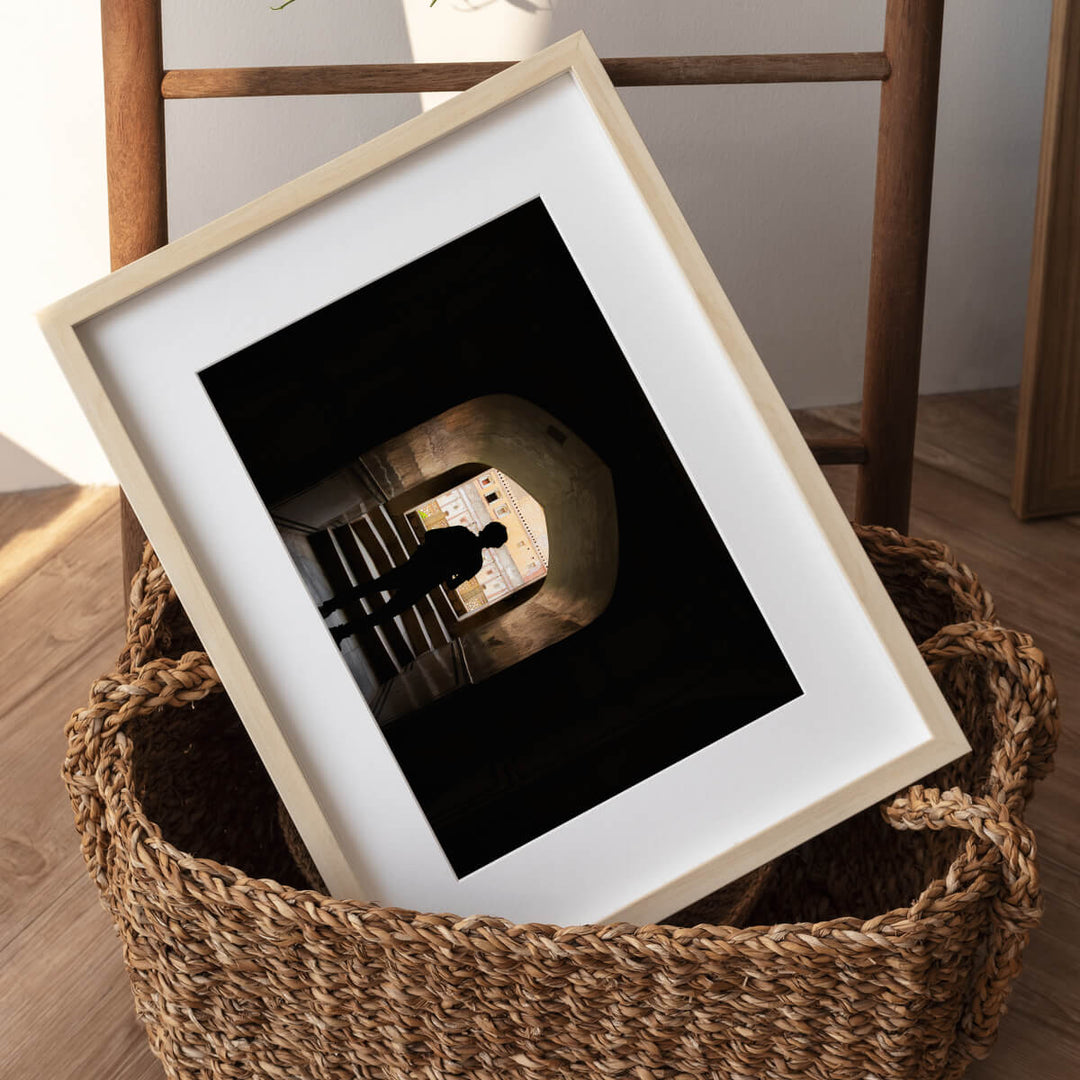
[63,526,1058,1080]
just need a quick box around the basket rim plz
[65,525,1053,951]
[105,789,999,948]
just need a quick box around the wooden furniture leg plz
[101,0,169,592]
[1013,0,1080,519]
[856,0,945,532]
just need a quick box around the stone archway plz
[362,394,618,683]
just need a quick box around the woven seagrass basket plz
[64,525,1057,1080]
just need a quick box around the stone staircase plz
[308,504,469,723]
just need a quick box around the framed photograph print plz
[40,32,969,926]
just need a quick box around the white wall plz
[0,6,113,490]
[0,0,1052,491]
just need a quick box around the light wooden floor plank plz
[0,487,159,1079]
[0,485,119,603]
[0,622,127,953]
[1,871,163,1080]
[0,485,84,547]
[0,495,123,721]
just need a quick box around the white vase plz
[402,0,555,110]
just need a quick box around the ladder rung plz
[808,437,868,466]
[161,52,890,99]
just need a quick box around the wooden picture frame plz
[39,33,968,925]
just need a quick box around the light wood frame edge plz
[563,36,968,923]
[39,31,968,922]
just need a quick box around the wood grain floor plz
[1,388,1076,1079]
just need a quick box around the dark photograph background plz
[200,198,801,876]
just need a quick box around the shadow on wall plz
[0,433,72,494]
[364,394,618,682]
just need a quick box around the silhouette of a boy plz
[321,521,509,645]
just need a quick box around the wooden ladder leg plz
[856,0,945,531]
[101,0,169,592]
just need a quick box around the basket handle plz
[63,654,221,899]
[885,785,1041,1061]
[65,543,222,902]
[882,623,1058,1065]
[918,621,1058,809]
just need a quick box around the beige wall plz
[0,5,112,490]
[1,1,1053,490]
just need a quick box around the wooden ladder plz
[102,0,944,588]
